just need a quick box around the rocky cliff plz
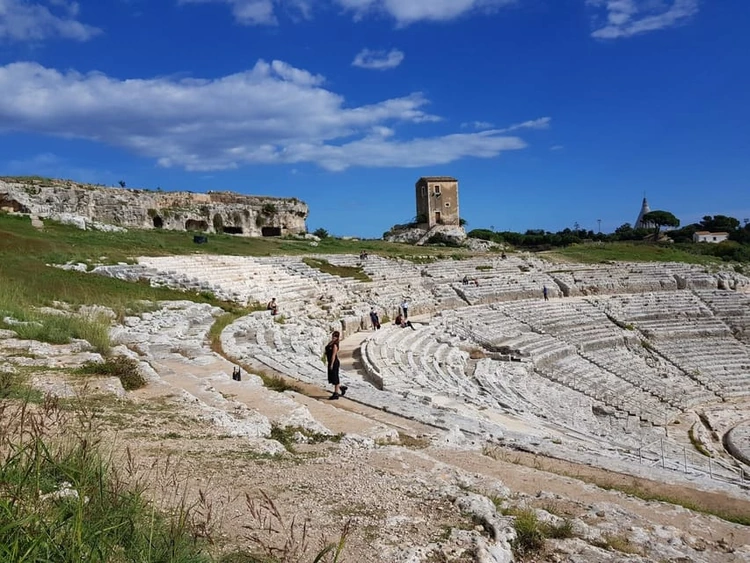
[0,177,308,237]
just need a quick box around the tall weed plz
[0,398,210,562]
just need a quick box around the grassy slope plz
[0,212,468,311]
[543,242,722,265]
[2,212,731,312]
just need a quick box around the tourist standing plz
[400,299,409,319]
[324,331,347,400]
[543,286,548,301]
[369,308,381,330]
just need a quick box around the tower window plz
[433,185,441,195]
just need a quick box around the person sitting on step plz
[395,313,416,330]
[267,297,278,315]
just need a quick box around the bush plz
[313,228,329,239]
[77,355,146,391]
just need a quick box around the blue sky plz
[1,0,748,237]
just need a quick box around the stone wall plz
[0,178,308,237]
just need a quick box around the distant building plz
[415,176,459,228]
[634,197,654,230]
[693,231,729,243]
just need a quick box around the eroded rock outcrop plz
[0,177,308,237]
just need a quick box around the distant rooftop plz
[417,176,457,182]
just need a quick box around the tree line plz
[468,213,750,262]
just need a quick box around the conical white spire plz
[635,197,652,229]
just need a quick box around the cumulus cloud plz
[587,0,699,39]
[177,0,276,25]
[179,0,516,26]
[352,48,404,70]
[335,0,516,25]
[0,61,541,171]
[0,0,101,42]
[177,0,312,25]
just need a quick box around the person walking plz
[543,285,549,301]
[324,331,347,400]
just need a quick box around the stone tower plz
[415,176,459,228]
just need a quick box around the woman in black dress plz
[324,331,347,400]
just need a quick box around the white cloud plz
[587,0,699,39]
[461,117,550,132]
[177,0,312,25]
[178,0,277,25]
[461,120,494,129]
[550,145,564,151]
[498,116,551,133]
[0,61,542,171]
[352,48,404,70]
[179,0,517,26]
[335,0,516,25]
[284,130,527,171]
[0,0,101,42]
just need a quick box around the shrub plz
[77,355,147,391]
[313,228,329,239]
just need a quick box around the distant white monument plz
[634,197,655,230]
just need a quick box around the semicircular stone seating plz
[119,254,750,436]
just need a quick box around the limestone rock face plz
[384,223,468,246]
[0,178,308,237]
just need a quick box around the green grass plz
[0,284,113,354]
[545,242,721,264]
[0,211,468,315]
[506,507,545,558]
[500,505,576,559]
[0,212,279,350]
[302,257,372,282]
[0,370,44,402]
[76,356,148,391]
[258,372,302,393]
[269,424,344,453]
[0,399,212,563]
[208,312,244,355]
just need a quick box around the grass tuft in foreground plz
[0,397,211,562]
[242,490,351,562]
